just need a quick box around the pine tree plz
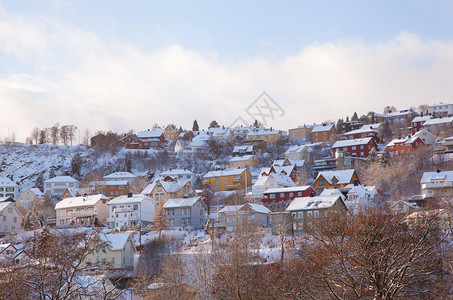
[125,152,132,173]
[71,153,83,176]
[192,120,199,132]
[209,120,219,129]
[153,201,170,238]
[351,112,359,121]
[379,148,391,167]
[35,173,44,191]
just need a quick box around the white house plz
[44,176,80,198]
[420,170,453,199]
[103,172,137,184]
[428,103,453,117]
[164,196,207,229]
[55,194,110,227]
[217,203,271,231]
[107,194,155,231]
[0,178,19,199]
[160,169,197,186]
[208,126,232,142]
[252,173,295,198]
[16,188,44,210]
[0,202,22,235]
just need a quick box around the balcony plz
[114,207,133,213]
[422,182,453,189]
[71,210,97,218]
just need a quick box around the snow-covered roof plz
[387,135,423,147]
[204,168,248,178]
[263,186,312,194]
[103,172,136,180]
[55,194,109,209]
[316,169,356,185]
[320,189,346,200]
[343,127,378,135]
[0,202,17,214]
[208,127,231,136]
[0,197,13,202]
[108,194,154,205]
[29,188,44,197]
[141,178,191,195]
[163,196,204,208]
[0,177,18,187]
[218,203,271,214]
[233,145,254,152]
[412,116,432,123]
[100,233,132,251]
[246,128,281,137]
[45,176,79,184]
[344,184,375,199]
[360,123,382,131]
[285,145,307,155]
[421,171,453,183]
[100,180,128,186]
[286,195,342,211]
[423,117,453,126]
[255,173,295,187]
[312,124,334,132]
[138,129,165,138]
[161,169,194,176]
[229,155,255,162]
[332,137,374,148]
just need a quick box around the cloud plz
[0,8,453,142]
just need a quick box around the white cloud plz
[0,9,453,142]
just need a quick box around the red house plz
[386,135,425,156]
[260,165,298,182]
[411,116,431,135]
[262,186,315,204]
[332,137,377,158]
[137,129,166,150]
[341,127,378,141]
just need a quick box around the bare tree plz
[49,123,60,145]
[129,176,150,194]
[30,127,40,144]
[82,129,91,146]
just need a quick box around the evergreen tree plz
[71,153,83,176]
[209,120,219,129]
[35,173,44,191]
[125,152,133,173]
[336,118,344,134]
[192,120,199,132]
[48,168,56,179]
[379,148,391,167]
[253,120,259,127]
[351,112,359,121]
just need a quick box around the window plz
[289,192,294,197]
[225,177,229,181]
[314,211,319,217]
[319,180,325,186]
[361,152,364,156]
[13,217,17,223]
[352,146,356,150]
[133,204,139,210]
[6,187,14,192]
[270,194,276,199]
[297,192,302,196]
[360,145,364,149]
[2,216,5,221]
[215,178,219,181]
[280,193,285,198]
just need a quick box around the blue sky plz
[1,1,453,141]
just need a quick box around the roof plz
[163,196,204,208]
[161,169,194,176]
[255,173,295,187]
[312,124,334,132]
[286,196,342,211]
[203,168,248,178]
[108,194,154,205]
[0,202,17,214]
[29,188,44,197]
[218,203,271,214]
[343,127,378,135]
[421,171,453,183]
[360,123,382,130]
[100,180,128,186]
[100,233,132,251]
[0,177,18,187]
[138,129,165,138]
[233,145,254,152]
[423,117,453,126]
[141,178,191,195]
[412,116,432,123]
[316,169,356,185]
[229,155,255,162]
[387,135,423,147]
[332,137,374,148]
[285,145,307,155]
[45,176,79,184]
[263,186,312,194]
[103,172,136,179]
[55,194,109,209]
[344,184,375,199]
[247,128,281,137]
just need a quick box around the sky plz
[1,0,453,142]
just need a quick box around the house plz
[252,173,295,198]
[246,128,283,144]
[202,168,252,191]
[260,165,299,181]
[262,186,315,204]
[103,172,137,184]
[391,200,419,214]
[217,203,271,231]
[341,121,363,133]
[341,127,378,141]
[285,144,313,163]
[0,178,19,199]
[107,193,155,231]
[16,188,44,210]
[232,145,255,156]
[160,168,197,186]
[288,125,314,143]
[141,177,195,205]
[386,135,425,156]
[137,129,166,150]
[312,124,336,143]
[420,170,453,199]
[0,243,30,265]
[164,124,178,142]
[175,134,210,154]
[163,196,207,229]
[422,117,453,134]
[55,194,110,227]
[286,195,347,232]
[0,202,22,235]
[428,103,453,117]
[228,155,259,169]
[208,126,232,142]
[44,176,80,198]
[232,126,254,139]
[411,116,432,134]
[60,188,81,200]
[342,183,376,214]
[100,181,130,199]
[375,108,419,123]
[84,233,135,270]
[332,137,377,158]
[435,136,453,154]
[313,169,359,195]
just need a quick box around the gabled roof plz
[161,169,194,176]
[141,178,191,195]
[343,127,378,135]
[421,171,453,183]
[255,173,295,187]
[233,145,255,152]
[103,172,136,180]
[55,194,109,209]
[316,169,356,185]
[263,186,312,194]
[344,184,375,199]
[45,176,79,184]
[138,129,165,138]
[246,128,281,137]
[108,194,154,205]
[360,123,382,131]
[412,116,432,123]
[29,188,44,197]
[203,168,248,178]
[229,155,255,162]
[312,124,334,132]
[286,195,343,211]
[218,203,271,214]
[387,135,424,147]
[285,144,308,155]
[100,233,133,251]
[332,137,374,148]
[163,196,205,208]
[423,117,453,126]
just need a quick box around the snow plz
[218,203,271,214]
[421,171,453,183]
[45,176,79,183]
[312,124,334,132]
[204,168,247,178]
[138,129,164,138]
[263,186,312,194]
[286,196,341,211]
[229,155,255,162]
[103,172,136,180]
[55,194,109,209]
[316,169,356,185]
[108,194,153,205]
[161,169,194,176]
[163,196,202,208]
[29,188,44,197]
[0,177,18,187]
[141,178,190,195]
[100,233,131,251]
[423,116,453,126]
[332,137,373,148]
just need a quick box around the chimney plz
[127,192,133,198]
[437,168,442,173]
[310,192,315,197]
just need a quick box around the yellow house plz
[228,155,259,169]
[202,168,252,191]
[312,124,336,142]
[164,125,178,142]
[246,129,282,144]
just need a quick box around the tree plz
[71,153,83,176]
[208,120,219,129]
[30,127,40,144]
[351,112,359,121]
[417,104,429,115]
[336,118,344,134]
[82,129,90,146]
[80,170,104,195]
[125,152,132,173]
[35,172,44,191]
[152,201,170,238]
[384,105,397,114]
[39,129,48,144]
[130,176,149,194]
[379,148,390,167]
[192,120,199,132]
[49,123,60,145]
